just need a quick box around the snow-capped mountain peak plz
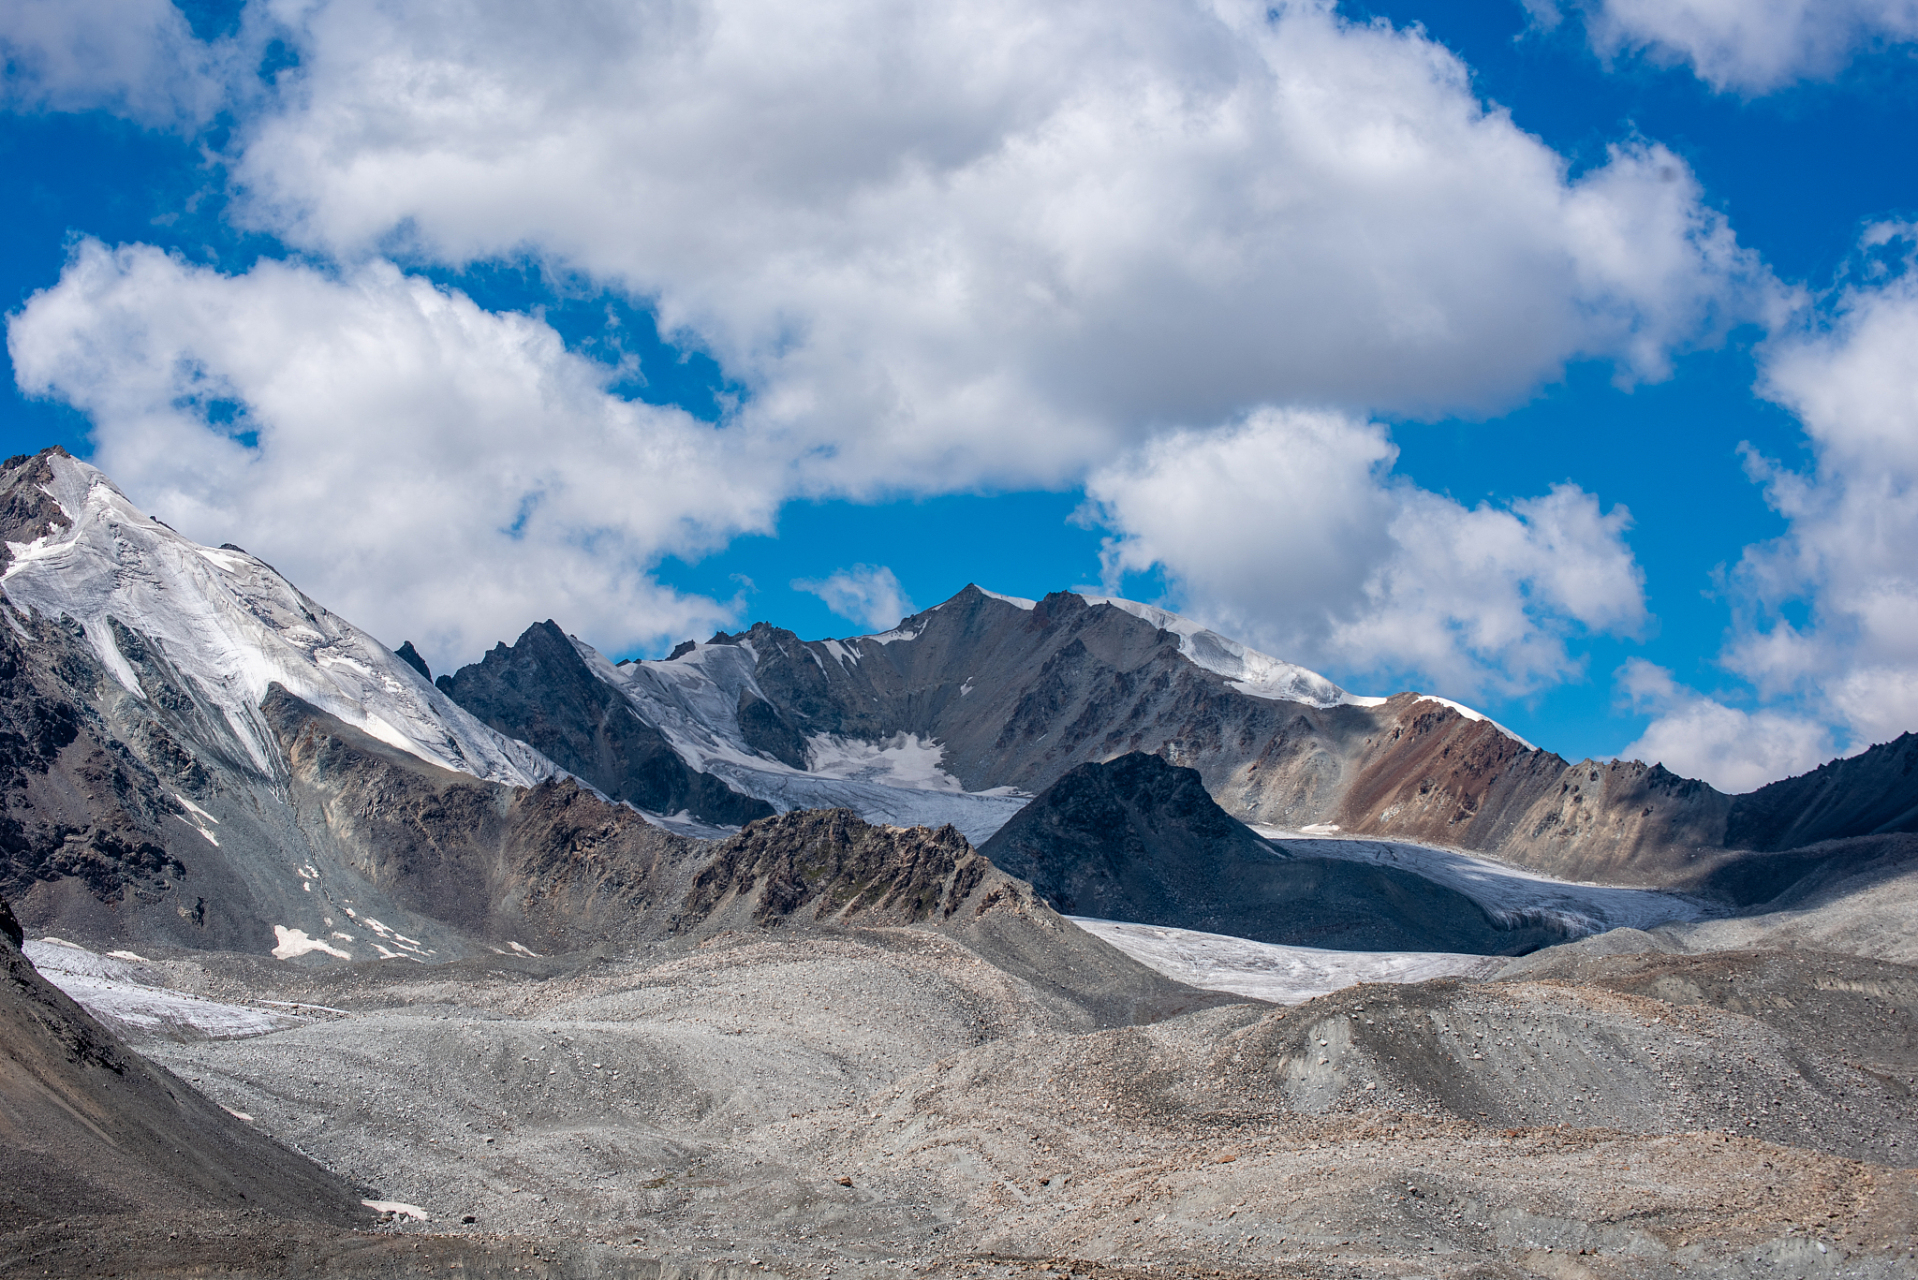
[1,453,554,787]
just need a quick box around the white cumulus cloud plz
[792,565,915,633]
[0,0,227,125]
[1731,224,1918,744]
[1616,659,1833,793]
[1621,224,1918,785]
[8,0,1777,694]
[1085,409,1648,700]
[7,240,762,672]
[222,0,1774,488]
[1533,0,1918,93]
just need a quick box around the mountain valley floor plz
[10,919,1914,1280]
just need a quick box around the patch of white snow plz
[25,938,300,1039]
[1076,595,1351,708]
[270,926,351,961]
[1251,827,1710,935]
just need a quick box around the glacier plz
[0,454,555,788]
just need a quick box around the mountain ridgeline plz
[439,587,1918,886]
[979,752,1570,954]
[0,446,1915,969]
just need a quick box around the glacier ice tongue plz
[0,455,555,788]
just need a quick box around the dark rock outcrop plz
[981,752,1568,954]
[394,640,432,683]
[437,620,772,826]
[0,613,189,913]
[0,446,73,566]
[682,809,996,928]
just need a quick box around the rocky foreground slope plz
[31,917,1898,1280]
[0,895,367,1236]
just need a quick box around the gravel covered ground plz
[10,920,1894,1280]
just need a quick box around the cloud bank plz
[1086,410,1648,700]
[9,0,1772,701]
[8,241,757,670]
[0,0,226,125]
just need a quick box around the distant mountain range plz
[436,577,1918,886]
[2,446,1914,963]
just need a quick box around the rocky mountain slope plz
[434,619,773,827]
[0,450,552,788]
[980,753,1568,954]
[1723,731,1918,851]
[444,585,1918,887]
[0,893,367,1234]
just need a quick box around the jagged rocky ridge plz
[435,619,773,827]
[445,586,1918,887]
[3,442,1912,963]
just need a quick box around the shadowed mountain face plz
[261,690,1222,1027]
[0,893,368,1232]
[980,752,1570,955]
[1724,732,1918,852]
[434,620,773,828]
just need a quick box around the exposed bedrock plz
[454,585,1918,888]
[981,752,1570,955]
[436,619,773,827]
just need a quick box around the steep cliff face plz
[980,752,1570,954]
[435,620,772,827]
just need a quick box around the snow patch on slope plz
[1068,918,1505,1005]
[26,938,302,1039]
[576,634,1028,843]
[807,732,966,791]
[0,455,554,787]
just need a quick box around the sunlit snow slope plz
[0,454,554,787]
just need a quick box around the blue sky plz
[4,0,1917,790]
